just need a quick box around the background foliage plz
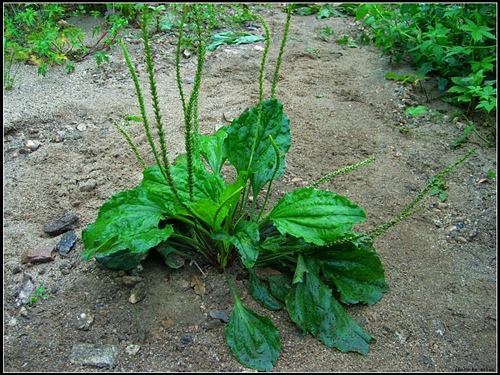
[3,3,258,88]
[354,3,496,115]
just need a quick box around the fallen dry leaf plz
[190,274,206,296]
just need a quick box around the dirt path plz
[3,6,497,372]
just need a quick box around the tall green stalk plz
[187,6,206,157]
[112,121,146,168]
[236,15,271,221]
[369,149,475,238]
[271,8,291,99]
[140,10,178,197]
[119,39,169,186]
[175,6,188,117]
[310,156,376,188]
[177,5,206,201]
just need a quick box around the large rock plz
[55,230,77,256]
[21,245,55,264]
[43,212,79,236]
[70,344,118,369]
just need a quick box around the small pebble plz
[25,140,41,151]
[125,344,141,356]
[77,124,87,131]
[16,275,35,306]
[76,312,94,331]
[395,331,407,344]
[129,283,146,304]
[180,334,192,345]
[436,202,448,210]
[433,219,443,228]
[79,179,97,192]
[456,236,467,244]
[468,230,479,239]
[432,319,446,336]
[55,130,66,142]
[446,225,457,233]
[19,307,28,317]
[208,310,229,323]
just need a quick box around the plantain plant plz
[82,5,474,371]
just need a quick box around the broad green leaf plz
[156,243,185,269]
[141,155,225,213]
[445,45,472,57]
[199,127,228,174]
[471,57,495,73]
[95,248,147,270]
[248,269,282,311]
[82,187,174,263]
[461,20,495,42]
[216,175,246,222]
[188,176,245,230]
[188,198,222,229]
[405,105,427,117]
[267,274,292,302]
[476,99,496,113]
[292,254,308,284]
[268,188,366,246]
[225,300,281,371]
[225,99,291,195]
[317,241,388,305]
[355,4,372,20]
[292,6,317,16]
[260,232,316,255]
[83,155,223,267]
[207,31,265,51]
[212,220,260,268]
[285,257,373,354]
[316,4,339,19]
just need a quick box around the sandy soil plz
[3,6,497,372]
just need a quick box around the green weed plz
[28,285,49,305]
[305,47,321,59]
[405,105,427,117]
[316,26,334,42]
[80,5,475,371]
[486,169,496,180]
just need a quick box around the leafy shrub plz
[355,3,497,114]
[2,3,130,85]
[81,5,474,371]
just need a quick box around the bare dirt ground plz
[3,6,497,372]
